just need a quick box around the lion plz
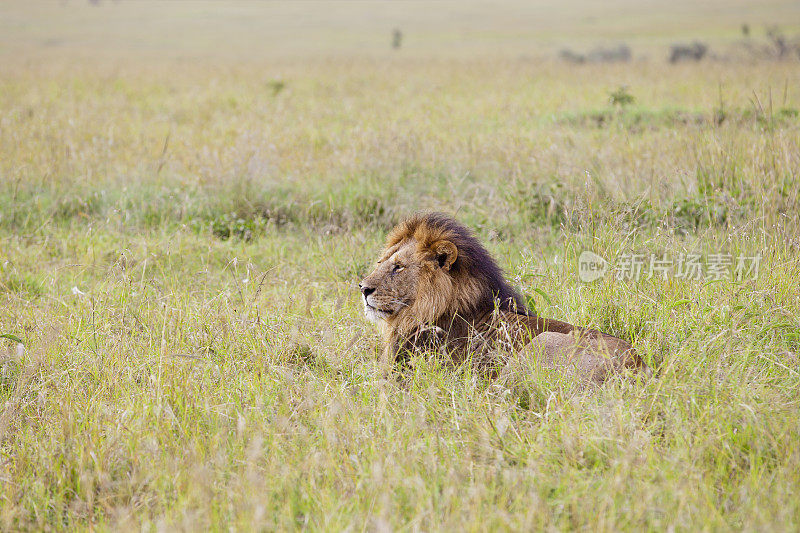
[359,212,647,383]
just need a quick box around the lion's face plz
[359,238,457,326]
[359,240,423,323]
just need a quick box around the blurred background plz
[1,0,799,62]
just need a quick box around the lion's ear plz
[431,240,457,270]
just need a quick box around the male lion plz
[359,212,647,383]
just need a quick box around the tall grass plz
[1,6,800,530]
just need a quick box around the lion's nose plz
[360,284,376,297]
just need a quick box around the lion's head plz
[359,213,526,336]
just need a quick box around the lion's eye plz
[392,264,404,273]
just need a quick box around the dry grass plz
[1,1,800,530]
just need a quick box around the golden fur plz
[360,212,647,382]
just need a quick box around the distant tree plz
[669,42,708,63]
[392,29,403,50]
[587,44,631,63]
[766,26,789,58]
[609,86,635,108]
[558,49,586,63]
[558,44,631,64]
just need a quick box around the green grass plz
[1,1,800,530]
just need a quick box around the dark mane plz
[387,212,528,316]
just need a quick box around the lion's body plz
[360,213,646,383]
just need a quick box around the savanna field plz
[1,1,800,530]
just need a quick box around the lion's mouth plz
[363,298,396,323]
[365,302,393,315]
